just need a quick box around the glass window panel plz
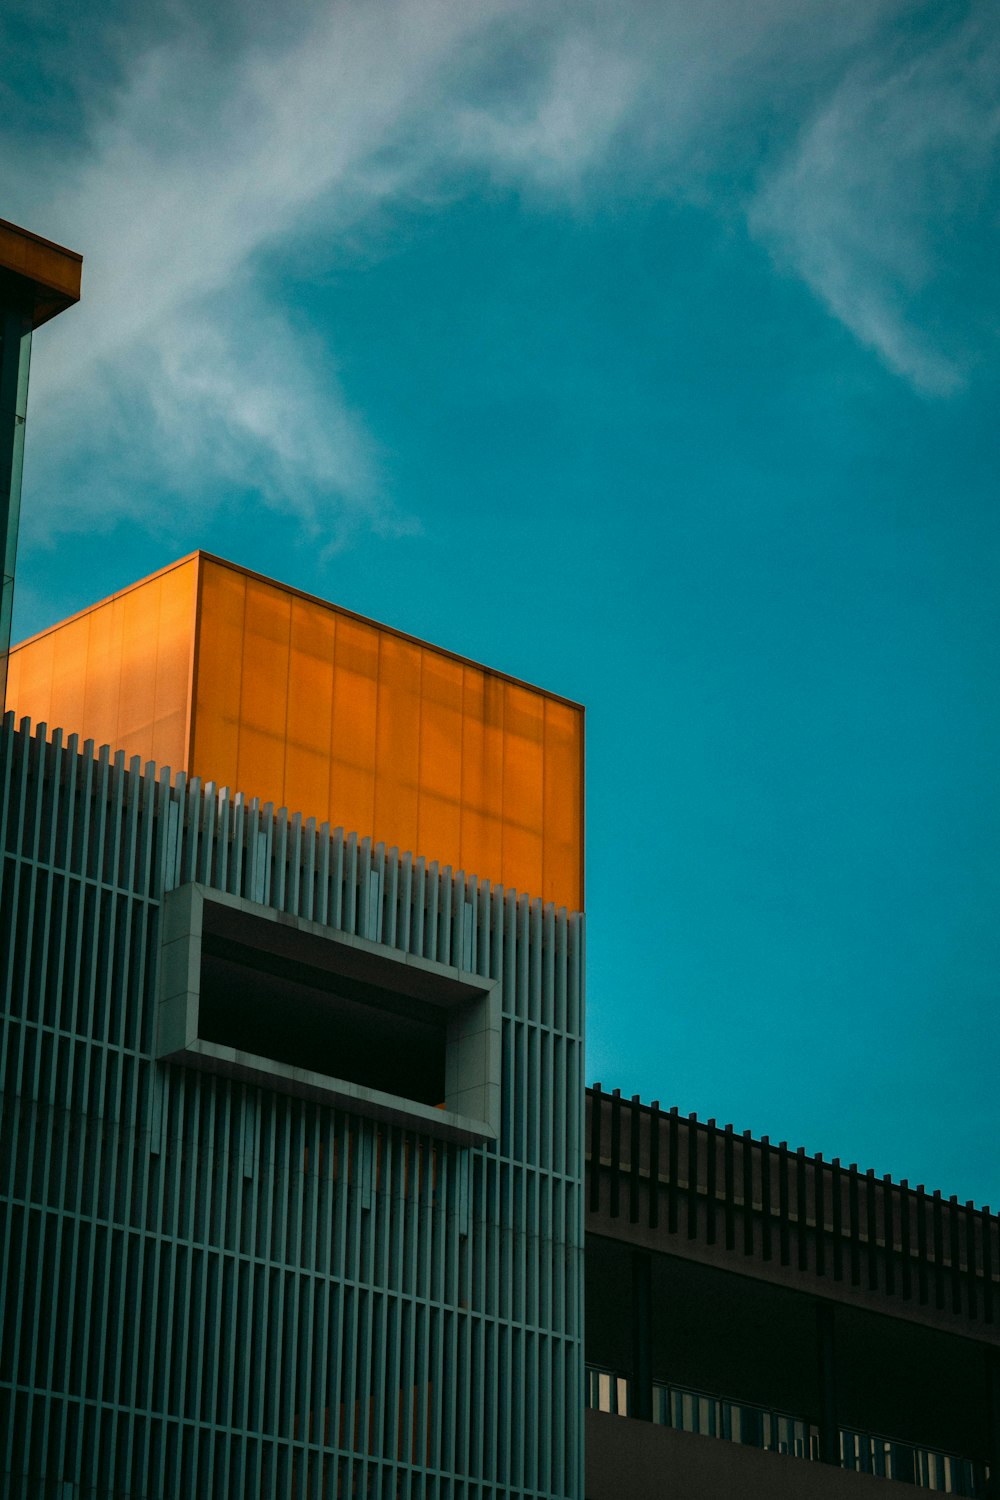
[501,682,545,898]
[416,651,464,866]
[372,632,421,860]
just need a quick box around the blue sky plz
[5,0,998,1203]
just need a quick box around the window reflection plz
[586,1366,629,1417]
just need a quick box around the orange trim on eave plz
[0,218,82,327]
[0,217,83,264]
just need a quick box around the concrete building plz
[1,555,586,1498]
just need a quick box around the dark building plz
[584,1087,1000,1498]
[0,219,81,709]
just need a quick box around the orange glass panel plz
[329,614,378,839]
[284,597,336,827]
[5,627,53,727]
[235,579,291,806]
[117,581,160,764]
[190,559,245,792]
[189,559,583,906]
[82,602,119,739]
[14,553,584,909]
[5,557,196,771]
[459,669,505,892]
[543,697,583,909]
[372,633,421,858]
[44,614,89,742]
[416,651,463,870]
[500,683,546,901]
[153,565,198,774]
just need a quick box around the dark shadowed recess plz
[199,930,448,1105]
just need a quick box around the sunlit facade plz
[2,558,586,1496]
[6,552,584,912]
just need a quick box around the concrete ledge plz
[168,1038,495,1144]
[585,1411,931,1500]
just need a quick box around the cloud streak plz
[17,0,517,543]
[750,11,1000,396]
[6,0,996,545]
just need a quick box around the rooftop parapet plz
[587,1085,1000,1339]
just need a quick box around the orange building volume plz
[6,553,584,910]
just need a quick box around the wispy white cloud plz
[750,12,1000,396]
[7,0,997,547]
[456,30,641,192]
[17,0,516,541]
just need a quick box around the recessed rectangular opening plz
[200,924,447,1106]
[157,884,501,1142]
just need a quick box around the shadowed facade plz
[0,218,81,707]
[584,1088,1000,1499]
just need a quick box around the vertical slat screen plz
[1,714,585,1499]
